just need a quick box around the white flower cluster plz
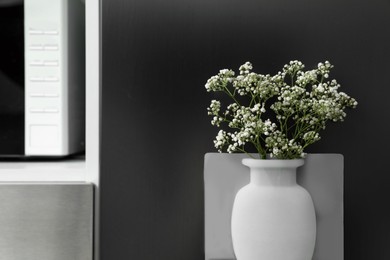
[214,130,229,151]
[283,60,305,74]
[207,100,223,126]
[233,63,281,99]
[265,131,304,158]
[205,61,358,159]
[239,62,253,75]
[205,69,235,92]
[303,131,321,143]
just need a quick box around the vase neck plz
[249,168,297,186]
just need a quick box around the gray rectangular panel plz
[0,183,93,260]
[204,153,343,260]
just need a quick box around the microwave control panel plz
[24,0,85,156]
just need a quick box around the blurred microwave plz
[0,0,85,157]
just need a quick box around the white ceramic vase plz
[231,158,316,260]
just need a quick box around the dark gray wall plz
[101,0,390,259]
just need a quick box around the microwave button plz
[29,61,44,66]
[43,60,59,67]
[44,77,59,82]
[29,45,44,51]
[44,45,59,51]
[30,125,59,147]
[44,30,59,35]
[29,29,43,35]
[29,77,44,82]
[44,108,59,113]
[29,93,45,97]
[44,93,59,98]
[29,108,44,113]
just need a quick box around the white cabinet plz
[0,0,100,184]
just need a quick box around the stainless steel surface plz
[0,184,93,260]
[204,153,343,260]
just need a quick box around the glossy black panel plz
[0,1,24,155]
[101,0,390,259]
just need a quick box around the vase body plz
[231,158,316,260]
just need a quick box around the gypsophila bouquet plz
[205,61,358,159]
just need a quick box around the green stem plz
[236,147,256,159]
[253,138,266,159]
[249,94,256,107]
[224,86,240,105]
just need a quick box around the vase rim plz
[242,158,305,168]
